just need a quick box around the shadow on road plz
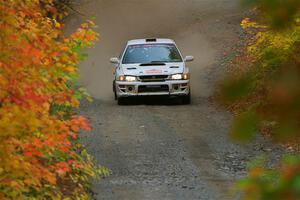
[118,96,188,106]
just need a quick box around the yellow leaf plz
[55,22,61,28]
[65,66,75,73]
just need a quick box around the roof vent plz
[145,38,157,42]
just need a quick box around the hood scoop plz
[170,66,179,68]
[126,67,137,70]
[140,62,166,66]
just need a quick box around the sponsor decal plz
[145,69,162,74]
[129,44,173,48]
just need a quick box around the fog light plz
[126,85,135,92]
[128,86,133,91]
[173,85,179,90]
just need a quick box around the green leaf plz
[231,110,259,142]
[221,74,253,102]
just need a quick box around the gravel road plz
[66,0,286,199]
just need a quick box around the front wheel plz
[181,93,191,105]
[113,81,117,100]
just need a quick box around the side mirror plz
[184,56,194,62]
[110,57,120,64]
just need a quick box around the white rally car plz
[110,38,194,105]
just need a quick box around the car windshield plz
[122,44,182,64]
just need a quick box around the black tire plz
[117,97,127,105]
[182,93,191,105]
[113,81,117,100]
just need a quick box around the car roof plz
[127,38,175,45]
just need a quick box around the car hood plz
[121,62,184,76]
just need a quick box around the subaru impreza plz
[110,38,193,105]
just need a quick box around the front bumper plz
[115,80,190,97]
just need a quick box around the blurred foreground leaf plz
[231,111,259,142]
[237,155,300,200]
[242,0,300,29]
[221,74,253,102]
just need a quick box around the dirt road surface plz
[66,1,285,199]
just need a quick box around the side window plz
[119,44,127,60]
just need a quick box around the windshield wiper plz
[151,61,166,63]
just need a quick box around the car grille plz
[139,75,169,82]
[138,85,169,93]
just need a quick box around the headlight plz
[171,74,183,80]
[125,76,137,82]
[118,75,137,82]
[170,73,189,80]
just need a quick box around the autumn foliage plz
[219,0,300,199]
[0,0,106,199]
